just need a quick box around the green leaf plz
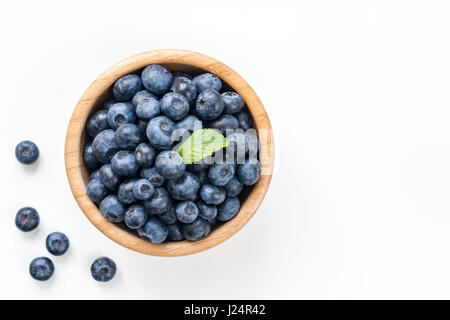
[177,129,229,164]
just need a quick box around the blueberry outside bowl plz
[65,49,274,256]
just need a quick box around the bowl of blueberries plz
[65,49,274,256]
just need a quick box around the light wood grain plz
[64,49,274,256]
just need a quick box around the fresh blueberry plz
[226,132,248,163]
[143,187,172,215]
[132,179,154,200]
[195,89,224,121]
[208,163,235,186]
[90,169,101,180]
[131,90,157,108]
[224,177,243,197]
[137,119,148,131]
[113,74,143,101]
[15,207,39,232]
[117,179,137,204]
[111,150,139,177]
[218,197,240,221]
[92,129,120,163]
[114,123,145,149]
[45,232,70,256]
[160,92,190,121]
[86,109,110,139]
[15,141,39,165]
[175,115,202,132]
[138,216,168,243]
[192,73,222,93]
[140,167,165,187]
[171,76,197,105]
[222,92,245,114]
[187,162,209,173]
[197,201,217,222]
[86,178,109,202]
[29,257,54,281]
[124,204,147,229]
[135,95,160,121]
[100,195,126,222]
[103,99,116,111]
[159,204,177,224]
[141,64,173,96]
[173,72,192,80]
[197,169,209,185]
[83,142,101,169]
[176,201,199,223]
[167,172,200,201]
[107,102,136,129]
[207,114,239,135]
[237,160,262,185]
[155,151,186,180]
[199,184,226,205]
[167,222,184,241]
[236,110,253,130]
[182,218,211,241]
[91,257,116,282]
[135,143,157,168]
[99,164,122,190]
[146,116,175,150]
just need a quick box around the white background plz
[1,0,450,299]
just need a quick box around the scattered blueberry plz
[155,150,186,180]
[107,102,136,129]
[217,197,240,221]
[200,184,226,205]
[91,257,116,282]
[92,129,120,163]
[140,167,165,187]
[132,179,154,200]
[143,187,172,215]
[237,160,262,185]
[222,92,245,114]
[29,257,54,281]
[182,218,211,241]
[114,123,144,149]
[15,207,39,232]
[160,92,190,121]
[46,232,70,256]
[124,204,147,229]
[195,89,224,121]
[15,141,39,165]
[111,150,139,177]
[176,201,199,223]
[192,73,222,93]
[138,216,168,243]
[135,143,157,168]
[86,178,109,202]
[100,195,126,222]
[86,109,110,139]
[141,64,173,95]
[146,116,175,150]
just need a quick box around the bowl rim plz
[65,49,274,256]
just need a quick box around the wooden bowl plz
[65,49,274,256]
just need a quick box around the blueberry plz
[140,167,165,187]
[114,123,145,149]
[236,110,253,130]
[167,172,200,201]
[124,204,147,229]
[111,150,139,177]
[222,92,245,114]
[91,257,116,282]
[173,72,192,80]
[224,177,243,197]
[226,132,248,163]
[90,169,101,180]
[86,178,109,202]
[107,102,136,129]
[146,116,175,150]
[160,92,190,121]
[100,195,126,222]
[197,201,217,222]
[29,257,54,281]
[192,73,222,93]
[207,114,239,135]
[131,90,157,108]
[92,129,120,163]
[113,74,143,101]
[138,216,168,243]
[182,218,211,241]
[155,151,186,180]
[195,89,224,121]
[117,179,137,204]
[15,141,39,165]
[176,201,199,223]
[135,95,160,121]
[197,169,208,185]
[143,187,172,215]
[135,143,157,168]
[86,109,110,139]
[237,160,262,185]
[187,162,209,173]
[83,142,101,169]
[15,207,39,232]
[45,232,70,256]
[167,222,184,241]
[159,204,177,224]
[132,179,154,200]
[137,119,148,131]
[99,164,122,191]
[199,184,226,205]
[218,197,240,221]
[208,163,235,186]
[141,64,173,96]
[103,99,116,111]
[175,115,202,132]
[171,76,197,105]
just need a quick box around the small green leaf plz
[177,129,229,164]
